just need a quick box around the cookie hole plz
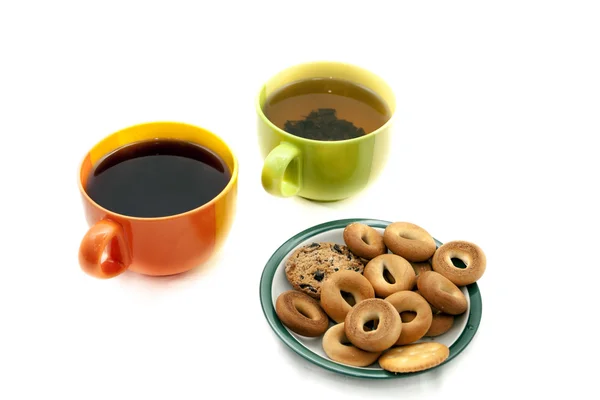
[400,311,417,323]
[398,232,418,240]
[440,285,454,295]
[451,258,467,269]
[340,291,356,307]
[383,266,396,284]
[340,335,353,346]
[294,305,312,319]
[363,319,379,331]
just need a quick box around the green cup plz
[256,61,396,201]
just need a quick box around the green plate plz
[259,218,482,379]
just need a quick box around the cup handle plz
[261,141,302,197]
[78,219,132,279]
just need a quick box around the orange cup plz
[77,121,238,279]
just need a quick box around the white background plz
[1,0,598,398]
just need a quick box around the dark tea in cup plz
[262,77,392,142]
[86,138,231,218]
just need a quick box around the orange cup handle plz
[78,219,132,279]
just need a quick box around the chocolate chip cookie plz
[285,242,365,299]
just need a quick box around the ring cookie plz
[385,290,433,345]
[363,254,416,298]
[320,270,375,323]
[275,290,329,337]
[425,313,454,337]
[432,240,486,286]
[344,298,402,352]
[378,342,450,373]
[417,271,468,315]
[343,222,387,260]
[285,242,365,299]
[383,222,437,262]
[322,323,381,367]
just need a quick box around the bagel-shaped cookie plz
[320,270,375,323]
[383,222,436,262]
[400,311,455,337]
[343,223,387,260]
[425,313,454,337]
[344,298,402,352]
[363,254,416,298]
[385,290,433,345]
[275,290,329,337]
[322,323,381,367]
[432,240,486,286]
[417,271,468,315]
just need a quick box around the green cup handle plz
[261,141,302,197]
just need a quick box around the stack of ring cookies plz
[274,221,486,374]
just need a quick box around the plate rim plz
[259,218,482,379]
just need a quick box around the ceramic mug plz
[256,61,396,201]
[77,121,238,279]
